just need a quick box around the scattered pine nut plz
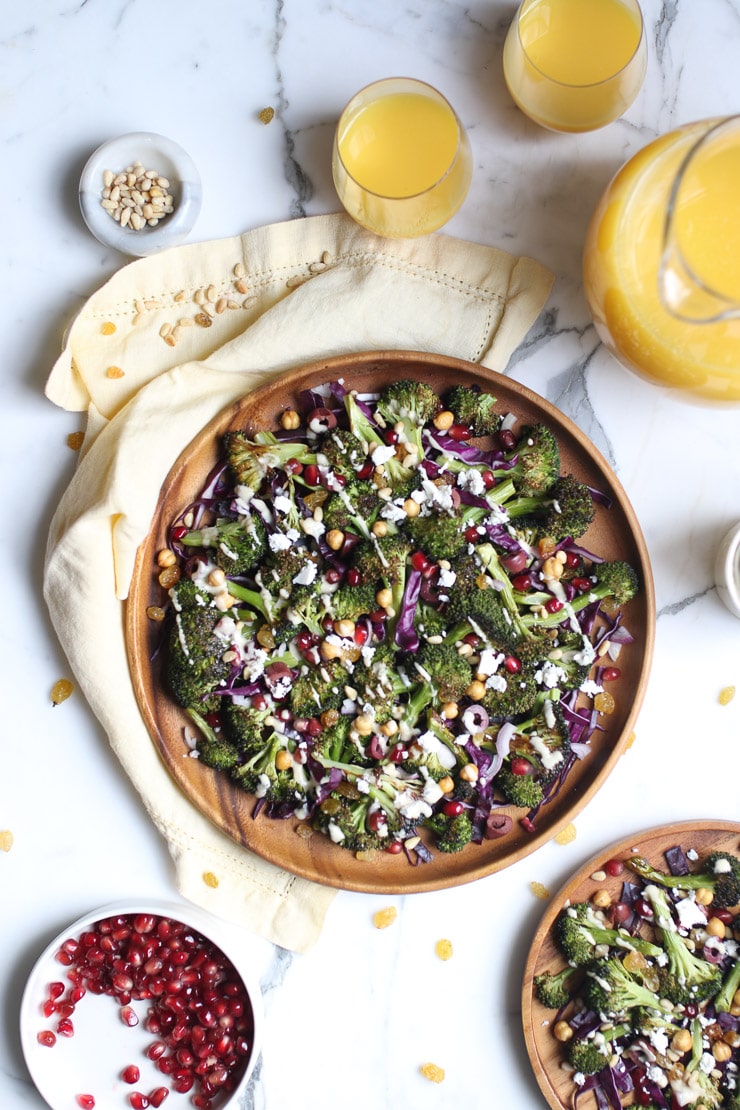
[286,274,306,289]
[234,263,245,279]
[234,279,249,294]
[194,312,213,328]
[51,679,74,706]
[554,822,577,845]
[372,906,397,930]
[202,871,219,889]
[719,685,736,705]
[420,1063,445,1084]
[590,870,607,882]
[258,106,275,124]
[530,881,550,900]
[66,431,85,451]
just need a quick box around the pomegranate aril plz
[603,857,625,876]
[56,1017,74,1037]
[122,1065,141,1084]
[129,1095,150,1110]
[76,1096,96,1109]
[510,756,534,776]
[442,800,464,817]
[121,1005,139,1027]
[48,981,65,999]
[601,666,621,682]
[149,1090,169,1108]
[42,998,57,1018]
[172,1073,195,1094]
[37,1030,56,1047]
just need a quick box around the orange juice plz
[583,120,740,402]
[503,0,646,132]
[332,79,472,238]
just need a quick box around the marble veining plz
[3,2,740,1108]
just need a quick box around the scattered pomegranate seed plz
[346,567,361,586]
[76,1096,95,1110]
[481,469,496,489]
[511,573,532,592]
[385,840,404,854]
[357,460,374,480]
[388,743,409,763]
[442,800,464,817]
[544,598,563,613]
[149,1090,169,1108]
[303,463,319,485]
[571,576,593,592]
[603,857,625,876]
[367,810,387,833]
[48,981,65,999]
[122,1065,141,1084]
[283,457,303,475]
[510,756,534,776]
[601,666,621,682]
[129,1095,150,1110]
[447,423,472,441]
[120,1006,139,1027]
[503,655,522,674]
[56,1017,74,1037]
[411,551,429,572]
[42,998,57,1018]
[37,1030,56,1047]
[464,525,480,543]
[498,428,516,450]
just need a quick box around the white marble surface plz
[3,2,740,1108]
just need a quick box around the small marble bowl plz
[79,132,202,256]
[20,900,262,1109]
[714,521,740,619]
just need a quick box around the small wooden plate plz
[522,820,740,1110]
[126,350,655,894]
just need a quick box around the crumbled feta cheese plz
[301,518,326,540]
[536,660,568,689]
[395,790,433,822]
[371,443,398,466]
[268,532,292,552]
[422,778,444,805]
[580,679,604,698]
[674,895,708,931]
[438,567,457,588]
[713,856,732,874]
[328,822,346,843]
[477,649,505,677]
[272,494,293,515]
[485,673,508,693]
[456,468,486,496]
[381,500,409,524]
[293,561,318,586]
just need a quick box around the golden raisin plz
[158,564,181,590]
[420,1063,445,1084]
[51,678,74,706]
[146,605,166,622]
[66,431,85,451]
[594,690,616,714]
[256,625,275,649]
[105,365,125,379]
[530,881,550,901]
[258,106,275,124]
[202,871,219,889]
[719,685,736,706]
[101,321,117,335]
[373,906,397,930]
[0,830,13,852]
[435,938,453,961]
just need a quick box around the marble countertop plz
[3,2,740,1108]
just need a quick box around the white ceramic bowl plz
[714,521,740,618]
[79,132,202,256]
[20,900,262,1110]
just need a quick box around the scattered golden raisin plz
[0,830,13,853]
[202,871,219,889]
[594,690,616,714]
[719,685,736,706]
[530,881,550,900]
[258,106,275,125]
[105,365,125,379]
[435,938,453,961]
[51,679,74,706]
[355,849,377,862]
[66,431,85,451]
[101,321,117,335]
[420,1063,445,1084]
[158,564,181,590]
[555,822,577,845]
[373,906,397,930]
[146,605,166,622]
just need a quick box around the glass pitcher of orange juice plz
[583,117,740,402]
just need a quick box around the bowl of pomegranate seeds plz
[20,900,262,1110]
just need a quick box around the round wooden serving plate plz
[522,820,740,1110]
[126,350,655,894]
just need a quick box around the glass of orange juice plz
[503,0,647,133]
[332,77,473,238]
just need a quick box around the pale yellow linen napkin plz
[43,212,553,952]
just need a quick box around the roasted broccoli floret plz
[508,695,572,783]
[404,512,468,561]
[187,709,241,771]
[321,478,381,535]
[504,473,596,544]
[182,515,268,576]
[220,702,272,749]
[343,391,418,496]
[312,792,389,853]
[554,902,663,968]
[482,667,538,719]
[714,951,740,1014]
[494,765,544,809]
[582,957,666,1019]
[413,640,473,703]
[289,659,347,721]
[166,583,230,711]
[230,728,296,803]
[628,850,740,911]
[317,428,367,476]
[224,431,316,491]
[565,1022,631,1076]
[524,559,640,630]
[425,811,473,853]
[445,383,500,437]
[533,966,579,1010]
[375,378,441,455]
[641,884,722,1005]
[495,424,561,497]
[330,581,379,622]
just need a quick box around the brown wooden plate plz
[522,820,740,1110]
[126,350,655,893]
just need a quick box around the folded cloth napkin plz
[44,211,553,952]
